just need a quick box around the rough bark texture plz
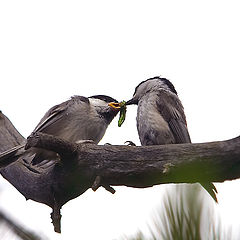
[0,111,240,232]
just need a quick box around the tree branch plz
[0,111,240,233]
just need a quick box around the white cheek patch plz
[89,98,106,108]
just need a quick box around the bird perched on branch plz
[25,95,120,165]
[125,77,217,202]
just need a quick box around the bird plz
[125,76,217,202]
[24,95,120,165]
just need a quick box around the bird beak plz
[126,98,138,105]
[108,102,121,110]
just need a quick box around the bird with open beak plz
[24,95,120,165]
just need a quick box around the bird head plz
[89,95,120,124]
[126,76,177,105]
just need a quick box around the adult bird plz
[126,77,217,202]
[24,95,120,165]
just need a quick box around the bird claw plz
[124,141,136,146]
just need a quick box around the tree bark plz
[0,111,240,233]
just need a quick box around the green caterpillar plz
[118,101,127,127]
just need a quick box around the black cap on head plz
[133,76,177,95]
[90,95,118,103]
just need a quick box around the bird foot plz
[124,141,136,146]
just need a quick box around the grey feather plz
[34,96,89,134]
[24,95,118,165]
[128,77,217,202]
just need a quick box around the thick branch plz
[0,111,240,232]
[25,131,240,186]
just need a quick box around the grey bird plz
[126,77,217,202]
[24,95,120,165]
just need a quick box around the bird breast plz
[137,93,175,145]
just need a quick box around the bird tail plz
[0,145,25,168]
[200,182,218,203]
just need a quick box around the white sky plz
[0,0,240,239]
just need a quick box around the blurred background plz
[0,0,240,239]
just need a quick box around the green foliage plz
[123,185,232,240]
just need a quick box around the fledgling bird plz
[126,77,217,202]
[25,95,120,165]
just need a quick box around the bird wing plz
[156,90,191,143]
[33,96,90,133]
[29,96,90,165]
[156,91,218,202]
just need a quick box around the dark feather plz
[155,89,217,202]
[134,76,178,96]
[156,89,191,143]
[89,95,118,103]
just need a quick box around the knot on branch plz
[92,176,116,194]
[163,163,175,174]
